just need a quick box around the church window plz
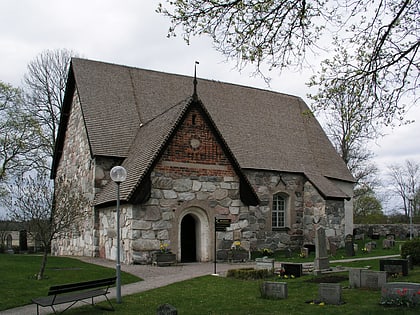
[272,193,287,228]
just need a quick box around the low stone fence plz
[354,224,420,239]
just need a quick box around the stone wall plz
[354,224,420,239]
[51,92,96,257]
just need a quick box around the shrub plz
[401,238,420,265]
[226,268,271,280]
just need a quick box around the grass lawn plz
[66,259,420,315]
[0,255,141,311]
[1,238,416,314]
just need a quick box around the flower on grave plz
[319,302,325,306]
[232,240,242,250]
[381,287,419,307]
[291,275,295,279]
[361,247,368,253]
[260,248,273,256]
[299,252,306,258]
[159,242,170,253]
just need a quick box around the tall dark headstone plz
[314,226,329,272]
[345,234,355,256]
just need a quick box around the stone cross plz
[314,226,329,272]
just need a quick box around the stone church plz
[51,58,354,264]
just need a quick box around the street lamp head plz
[110,166,127,183]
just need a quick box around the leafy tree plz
[158,0,419,125]
[308,65,379,188]
[3,171,88,280]
[0,81,42,184]
[23,49,77,165]
[387,160,420,218]
[353,187,385,223]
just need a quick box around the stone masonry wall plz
[123,107,244,264]
[52,92,96,257]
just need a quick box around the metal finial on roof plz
[193,61,199,100]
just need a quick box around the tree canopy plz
[0,81,42,183]
[158,0,419,126]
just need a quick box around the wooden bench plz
[31,276,116,314]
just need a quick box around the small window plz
[192,114,196,125]
[272,194,286,228]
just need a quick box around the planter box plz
[152,252,176,266]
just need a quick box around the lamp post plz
[110,165,127,304]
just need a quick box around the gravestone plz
[301,247,309,258]
[361,270,387,289]
[349,268,387,289]
[371,233,380,240]
[255,257,275,273]
[157,303,178,315]
[318,283,343,305]
[314,227,329,271]
[383,234,395,248]
[407,255,413,270]
[282,263,303,277]
[329,243,337,256]
[284,248,292,258]
[345,234,355,256]
[304,244,315,254]
[353,243,358,252]
[382,239,392,249]
[381,282,420,306]
[260,282,288,299]
[380,258,409,276]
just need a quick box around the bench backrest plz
[48,277,116,296]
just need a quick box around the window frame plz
[271,192,288,230]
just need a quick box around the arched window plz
[272,193,287,228]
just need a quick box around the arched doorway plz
[181,214,196,262]
[178,207,210,262]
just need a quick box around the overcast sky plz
[1,0,419,213]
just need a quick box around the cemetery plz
[1,233,420,314]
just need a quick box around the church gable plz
[155,106,236,178]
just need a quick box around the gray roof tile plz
[55,58,354,205]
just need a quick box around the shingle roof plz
[53,58,354,204]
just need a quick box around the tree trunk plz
[37,247,49,280]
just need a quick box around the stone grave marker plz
[255,257,275,273]
[157,303,178,315]
[380,258,409,276]
[284,247,292,258]
[407,255,413,270]
[361,270,387,289]
[349,268,387,289]
[386,233,396,242]
[260,282,288,299]
[304,244,315,254]
[345,234,355,256]
[329,243,337,256]
[318,283,343,305]
[349,268,363,289]
[382,239,392,249]
[301,247,309,258]
[314,226,329,271]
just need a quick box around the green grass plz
[0,254,141,311]
[1,241,417,314]
[67,263,420,315]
